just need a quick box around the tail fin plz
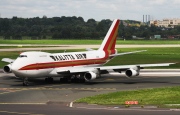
[98,19,120,51]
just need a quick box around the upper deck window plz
[19,55,27,58]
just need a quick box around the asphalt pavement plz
[0,69,180,115]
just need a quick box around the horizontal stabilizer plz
[86,48,94,51]
[110,50,147,57]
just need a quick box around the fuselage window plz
[19,55,27,58]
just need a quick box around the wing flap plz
[86,48,94,51]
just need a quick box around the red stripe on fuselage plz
[19,52,110,70]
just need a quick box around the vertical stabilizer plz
[98,19,120,51]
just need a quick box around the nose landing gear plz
[23,77,29,86]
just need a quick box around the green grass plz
[0,40,102,45]
[1,39,180,45]
[106,47,179,68]
[0,47,179,68]
[76,86,180,108]
[0,46,56,49]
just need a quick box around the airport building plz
[150,18,180,28]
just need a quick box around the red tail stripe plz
[103,20,120,50]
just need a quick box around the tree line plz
[0,16,180,40]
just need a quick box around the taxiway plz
[0,69,180,115]
[1,44,180,51]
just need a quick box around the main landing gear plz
[60,75,86,83]
[22,77,54,86]
[45,77,54,83]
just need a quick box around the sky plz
[0,0,180,21]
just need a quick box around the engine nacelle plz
[84,72,97,81]
[125,69,139,78]
[3,64,12,73]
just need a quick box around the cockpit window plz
[19,55,27,58]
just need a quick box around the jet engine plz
[84,68,101,81]
[84,72,97,81]
[125,68,139,78]
[3,64,12,73]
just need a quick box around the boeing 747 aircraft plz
[2,19,174,86]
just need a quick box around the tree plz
[1,16,180,40]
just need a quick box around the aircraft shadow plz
[9,77,180,87]
[1,75,179,87]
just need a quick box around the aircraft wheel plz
[50,77,53,82]
[23,82,29,86]
[80,79,85,83]
[45,77,54,83]
[45,78,48,82]
[23,78,29,86]
[71,77,78,83]
[60,78,68,83]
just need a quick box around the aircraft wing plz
[97,63,174,71]
[56,63,174,74]
[110,50,147,57]
[1,58,15,63]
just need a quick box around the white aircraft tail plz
[98,19,120,53]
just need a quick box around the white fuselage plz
[11,50,111,78]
